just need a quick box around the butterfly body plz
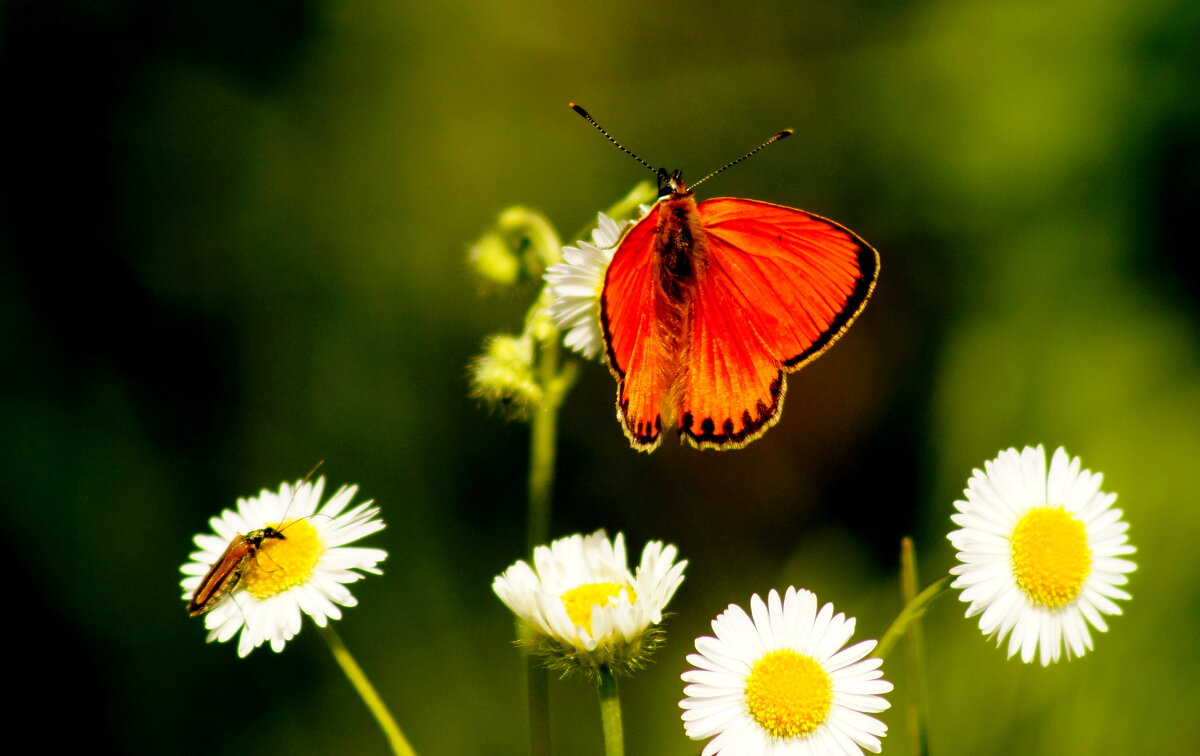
[187,527,286,616]
[601,173,878,453]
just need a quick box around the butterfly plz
[572,104,879,452]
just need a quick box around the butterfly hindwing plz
[677,198,878,449]
[678,273,785,448]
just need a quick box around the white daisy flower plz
[180,477,387,657]
[947,445,1137,665]
[544,212,631,360]
[681,587,892,756]
[492,529,686,674]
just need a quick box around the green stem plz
[318,625,417,756]
[875,574,953,662]
[523,386,556,756]
[525,212,563,269]
[525,643,552,756]
[523,314,579,756]
[597,667,624,756]
[899,538,931,756]
[527,333,563,552]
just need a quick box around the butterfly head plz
[656,168,690,199]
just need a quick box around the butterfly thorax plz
[654,189,707,304]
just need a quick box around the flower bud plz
[469,332,542,418]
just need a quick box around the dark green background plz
[2,0,1197,753]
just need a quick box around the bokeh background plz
[2,0,1198,753]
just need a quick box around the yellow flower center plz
[1010,506,1092,607]
[560,582,637,631]
[242,520,322,598]
[744,649,833,739]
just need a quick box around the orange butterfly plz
[572,104,879,452]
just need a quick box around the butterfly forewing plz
[698,199,877,367]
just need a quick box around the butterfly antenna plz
[689,129,794,191]
[570,103,660,178]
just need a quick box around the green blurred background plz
[2,0,1198,753]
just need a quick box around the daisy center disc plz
[560,582,637,631]
[1010,506,1091,608]
[242,520,322,599]
[744,649,833,739]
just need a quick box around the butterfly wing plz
[677,198,878,449]
[600,203,669,451]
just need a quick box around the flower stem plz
[318,625,417,756]
[527,332,561,552]
[875,572,952,662]
[523,311,578,756]
[899,538,931,756]
[597,666,625,756]
[525,646,553,756]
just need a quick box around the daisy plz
[544,212,631,359]
[492,530,686,675]
[681,587,892,756]
[947,445,1137,665]
[180,477,387,657]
